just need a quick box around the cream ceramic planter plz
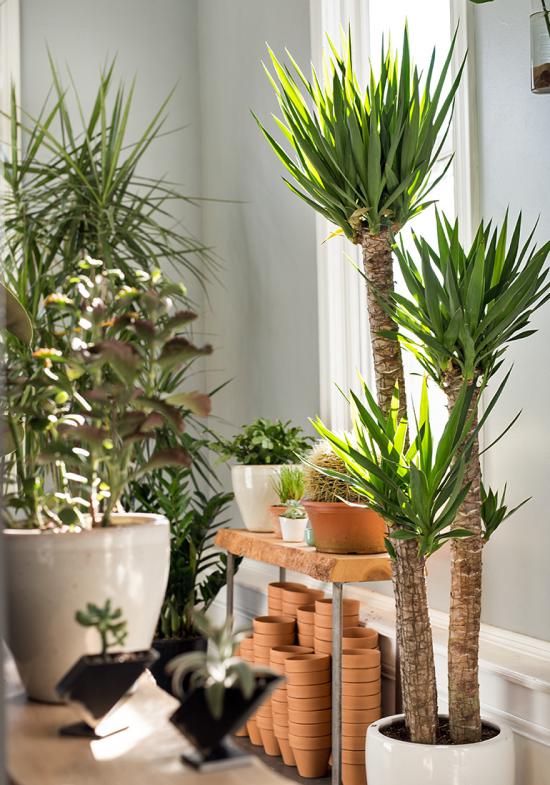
[231,464,283,532]
[4,513,170,702]
[366,714,515,785]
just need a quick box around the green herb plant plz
[215,418,313,465]
[75,599,128,657]
[272,465,304,504]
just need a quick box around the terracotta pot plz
[342,627,379,649]
[269,505,286,537]
[298,620,315,634]
[289,733,332,750]
[289,720,332,737]
[273,712,289,725]
[343,735,367,751]
[314,625,336,642]
[287,682,331,699]
[256,701,273,718]
[247,716,262,746]
[268,600,282,615]
[343,693,381,710]
[253,615,295,636]
[296,604,316,625]
[342,649,381,669]
[283,586,325,605]
[313,639,333,655]
[342,680,380,696]
[288,694,332,711]
[254,631,295,647]
[286,670,331,687]
[270,644,313,662]
[343,707,382,724]
[343,666,381,684]
[234,724,248,737]
[343,749,366,764]
[285,654,331,674]
[268,581,306,603]
[277,737,296,766]
[292,746,331,778]
[304,501,386,554]
[299,635,315,648]
[258,726,281,756]
[272,686,288,701]
[342,721,370,737]
[316,598,360,617]
[292,708,332,724]
[315,614,360,631]
[342,762,367,785]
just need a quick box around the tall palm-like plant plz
[1,58,214,323]
[390,212,550,742]
[257,27,464,744]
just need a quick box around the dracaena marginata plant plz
[311,374,508,744]
[256,26,464,418]
[388,212,550,743]
[36,259,213,527]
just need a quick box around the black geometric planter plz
[151,635,207,695]
[55,649,158,738]
[171,673,282,769]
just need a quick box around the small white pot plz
[367,714,515,785]
[279,516,308,543]
[231,464,282,532]
[4,513,170,702]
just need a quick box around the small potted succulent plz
[215,418,313,532]
[302,441,386,554]
[278,500,309,543]
[56,600,158,737]
[168,614,282,769]
[270,465,305,537]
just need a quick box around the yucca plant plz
[311,375,506,743]
[390,213,550,742]
[257,27,464,417]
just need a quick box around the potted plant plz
[3,260,212,702]
[270,465,305,537]
[168,614,282,769]
[302,440,386,554]
[278,500,308,543]
[56,600,158,737]
[215,418,313,532]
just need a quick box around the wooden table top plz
[215,529,392,584]
[6,660,295,785]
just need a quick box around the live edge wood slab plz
[215,529,392,584]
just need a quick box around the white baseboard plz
[212,558,550,785]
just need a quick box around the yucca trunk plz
[445,374,483,744]
[360,228,438,744]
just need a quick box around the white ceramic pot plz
[279,517,308,543]
[367,714,515,785]
[4,513,170,702]
[231,464,283,532]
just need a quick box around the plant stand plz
[215,529,392,785]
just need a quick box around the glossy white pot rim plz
[4,512,168,538]
[370,714,512,750]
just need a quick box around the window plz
[310,0,479,431]
[0,0,20,170]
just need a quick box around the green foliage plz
[282,500,307,519]
[215,418,313,465]
[1,282,32,344]
[312,376,506,558]
[480,484,529,543]
[1,58,213,323]
[390,212,550,384]
[256,26,463,239]
[303,440,363,503]
[75,599,128,657]
[167,614,272,719]
[272,465,304,504]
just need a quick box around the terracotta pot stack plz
[314,598,360,655]
[270,645,314,766]
[282,586,325,619]
[296,603,315,647]
[253,616,296,756]
[341,648,382,785]
[239,636,262,746]
[267,581,305,615]
[234,640,250,738]
[286,654,332,778]
[342,626,379,651]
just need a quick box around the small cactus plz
[303,441,362,503]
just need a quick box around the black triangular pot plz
[56,649,158,729]
[150,636,207,695]
[170,673,282,757]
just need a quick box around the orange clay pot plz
[298,621,315,635]
[288,694,332,712]
[342,627,379,649]
[342,707,382,724]
[342,649,381,669]
[342,665,381,684]
[342,721,370,737]
[269,505,286,538]
[282,586,325,606]
[342,749,366,764]
[342,693,381,710]
[299,635,315,648]
[291,746,331,778]
[277,737,296,766]
[292,708,332,724]
[342,679,380,696]
[313,639,333,655]
[285,653,331,673]
[342,735,367,751]
[286,670,331,687]
[254,630,295,646]
[296,604,316,625]
[268,581,306,603]
[289,720,332,737]
[315,598,360,617]
[304,502,387,554]
[289,733,332,750]
[234,723,248,737]
[253,615,295,636]
[258,727,281,756]
[315,615,359,632]
[287,682,331,699]
[247,716,262,746]
[342,762,367,785]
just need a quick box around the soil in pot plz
[151,635,206,695]
[304,501,386,554]
[380,717,499,745]
[533,63,550,93]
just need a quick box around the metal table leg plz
[332,583,343,785]
[279,567,286,582]
[226,553,235,621]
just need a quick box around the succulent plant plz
[75,599,128,657]
[303,440,363,503]
[281,500,307,519]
